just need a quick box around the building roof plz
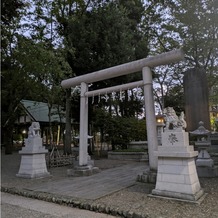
[20,100,66,123]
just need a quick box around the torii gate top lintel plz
[61,49,184,89]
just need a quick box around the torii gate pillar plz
[68,82,100,176]
[79,82,89,166]
[142,67,158,171]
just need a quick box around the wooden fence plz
[46,149,76,168]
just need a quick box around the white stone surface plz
[163,107,186,131]
[20,137,46,153]
[17,122,50,179]
[152,128,203,201]
[79,82,89,166]
[143,67,158,171]
[85,80,144,97]
[162,130,189,147]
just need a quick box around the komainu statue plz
[28,122,41,137]
[163,107,186,130]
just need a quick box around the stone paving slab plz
[1,152,148,200]
[28,163,147,200]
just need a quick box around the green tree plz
[167,0,218,109]
[30,0,149,148]
[1,0,30,154]
[93,108,147,150]
[143,0,218,111]
[52,0,149,144]
[1,0,71,153]
[164,84,184,113]
[153,65,183,110]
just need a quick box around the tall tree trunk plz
[64,89,72,154]
[3,125,13,154]
[3,103,20,154]
[48,103,53,146]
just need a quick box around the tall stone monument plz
[152,107,204,202]
[17,122,50,178]
[183,68,210,131]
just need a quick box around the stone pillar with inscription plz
[183,68,210,131]
[152,107,204,202]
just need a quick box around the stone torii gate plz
[61,49,184,173]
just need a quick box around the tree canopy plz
[144,0,218,111]
[1,0,217,152]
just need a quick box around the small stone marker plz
[152,107,204,202]
[17,122,50,179]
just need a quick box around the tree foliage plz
[144,0,218,111]
[59,0,148,76]
[2,0,217,153]
[52,0,149,134]
[92,108,147,150]
[1,0,71,153]
[167,0,218,109]
[1,0,30,153]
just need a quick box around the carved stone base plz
[73,155,94,168]
[17,153,50,179]
[152,128,204,202]
[152,188,204,202]
[137,169,157,183]
[152,156,204,201]
[67,165,100,177]
[196,158,214,168]
[196,149,214,168]
[197,165,218,178]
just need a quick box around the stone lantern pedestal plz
[17,122,50,179]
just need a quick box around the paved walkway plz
[31,163,146,199]
[1,152,148,200]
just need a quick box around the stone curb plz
[1,186,148,218]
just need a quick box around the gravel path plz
[1,152,218,218]
[94,179,218,218]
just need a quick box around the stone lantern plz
[190,121,218,177]
[156,113,165,145]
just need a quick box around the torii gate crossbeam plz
[61,50,184,88]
